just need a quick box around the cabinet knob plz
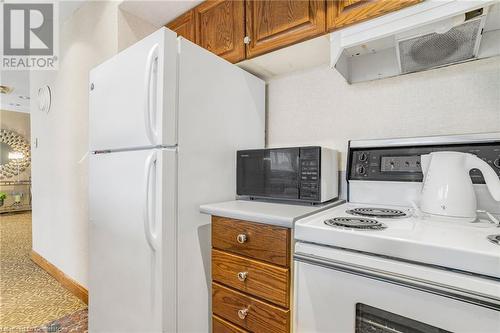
[237,271,248,282]
[238,307,249,320]
[243,36,251,44]
[236,234,247,244]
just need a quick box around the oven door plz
[294,242,500,333]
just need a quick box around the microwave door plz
[237,149,300,200]
[237,150,266,197]
[267,149,300,200]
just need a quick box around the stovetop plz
[295,203,500,279]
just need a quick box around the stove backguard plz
[348,139,500,184]
[346,133,500,214]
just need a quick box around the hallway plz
[0,212,87,332]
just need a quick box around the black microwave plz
[236,147,338,203]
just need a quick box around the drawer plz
[212,282,289,333]
[212,249,289,308]
[212,216,290,266]
[213,315,248,333]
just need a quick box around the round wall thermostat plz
[38,85,51,113]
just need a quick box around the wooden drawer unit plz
[211,215,291,332]
[213,315,249,333]
[212,216,291,267]
[212,249,289,308]
[213,282,290,333]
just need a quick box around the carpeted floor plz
[29,309,88,333]
[0,212,87,331]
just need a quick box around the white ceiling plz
[1,71,30,113]
[119,0,203,27]
[59,0,88,23]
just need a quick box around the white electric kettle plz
[420,151,500,222]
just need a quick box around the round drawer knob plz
[238,307,249,320]
[236,234,247,244]
[237,271,248,282]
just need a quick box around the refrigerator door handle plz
[143,151,158,252]
[144,43,159,145]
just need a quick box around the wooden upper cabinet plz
[166,10,196,43]
[327,0,423,31]
[166,0,423,64]
[245,0,326,59]
[194,0,245,63]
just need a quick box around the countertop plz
[200,199,344,228]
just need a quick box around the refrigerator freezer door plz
[89,28,177,152]
[89,148,177,332]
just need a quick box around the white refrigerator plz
[88,28,265,333]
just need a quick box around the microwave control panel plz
[349,142,500,184]
[299,147,321,201]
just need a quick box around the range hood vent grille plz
[397,18,482,74]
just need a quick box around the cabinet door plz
[166,10,195,43]
[194,0,245,63]
[245,0,326,59]
[327,0,422,31]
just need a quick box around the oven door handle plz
[294,252,500,311]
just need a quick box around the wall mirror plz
[0,129,31,180]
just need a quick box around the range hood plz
[330,0,500,83]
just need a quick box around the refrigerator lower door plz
[89,27,177,152]
[89,148,177,333]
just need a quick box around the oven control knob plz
[358,152,368,162]
[494,158,500,169]
[356,165,366,175]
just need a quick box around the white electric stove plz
[293,133,500,333]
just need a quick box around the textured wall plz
[267,57,500,169]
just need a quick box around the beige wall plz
[118,7,158,52]
[267,57,500,170]
[30,1,158,287]
[0,110,31,181]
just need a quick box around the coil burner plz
[487,234,500,246]
[324,217,386,230]
[347,207,408,218]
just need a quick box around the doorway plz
[1,72,87,331]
